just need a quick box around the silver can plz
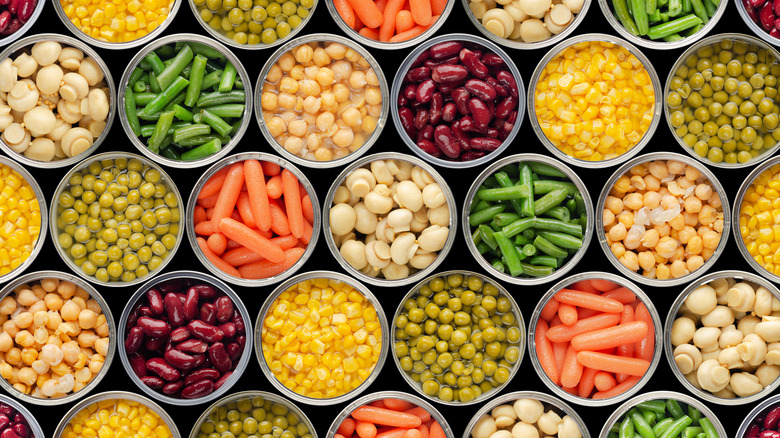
[733,154,780,282]
[326,391,454,438]
[324,0,455,50]
[664,270,780,405]
[0,0,44,48]
[736,393,780,438]
[254,33,389,169]
[0,393,44,438]
[189,390,317,438]
[598,391,727,438]
[391,270,525,406]
[390,33,525,169]
[254,270,389,406]
[664,33,780,169]
[527,33,663,169]
[462,391,591,438]
[49,151,185,288]
[117,33,252,169]
[322,152,457,287]
[117,270,253,406]
[462,0,592,50]
[0,155,46,285]
[186,152,321,287]
[462,153,594,286]
[528,271,663,406]
[53,391,182,438]
[595,151,730,287]
[0,33,117,169]
[598,0,726,50]
[0,270,116,406]
[52,0,181,50]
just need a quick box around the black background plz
[2,1,773,437]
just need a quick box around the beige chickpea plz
[267,116,286,137]
[267,64,283,83]
[294,45,314,64]
[277,92,297,110]
[333,83,350,103]
[284,136,304,155]
[332,128,354,148]
[277,53,296,72]
[287,119,308,138]
[299,79,321,97]
[302,96,321,114]
[316,67,335,87]
[324,43,347,60]
[261,92,278,111]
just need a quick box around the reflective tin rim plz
[49,151,185,287]
[528,271,663,406]
[598,391,727,438]
[0,270,116,406]
[462,153,594,285]
[253,33,389,169]
[254,270,389,406]
[664,270,780,405]
[461,391,591,438]
[53,0,181,50]
[527,33,663,169]
[0,33,117,169]
[322,152,458,287]
[117,270,254,406]
[118,33,252,169]
[188,0,319,50]
[324,0,455,50]
[186,152,321,287]
[391,270,525,406]
[0,155,47,285]
[595,151,731,287]
[390,33,525,169]
[663,33,780,169]
[53,391,182,438]
[736,393,780,438]
[461,0,593,50]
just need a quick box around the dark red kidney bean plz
[760,431,780,438]
[162,380,184,395]
[429,93,443,125]
[417,124,433,142]
[200,303,217,325]
[465,79,496,101]
[146,288,164,315]
[496,71,519,98]
[232,311,245,333]
[412,51,429,67]
[0,415,9,431]
[470,137,502,151]
[495,96,516,120]
[209,342,232,373]
[214,371,232,390]
[0,19,22,36]
[236,334,246,349]
[416,79,435,103]
[7,0,18,14]
[501,121,514,139]
[164,349,199,371]
[137,306,153,317]
[128,308,140,329]
[481,53,504,67]
[431,65,468,83]
[398,107,416,139]
[438,82,461,95]
[146,357,181,381]
[176,339,208,354]
[226,342,242,362]
[0,429,19,438]
[423,58,444,68]
[11,415,24,428]
[747,425,761,438]
[442,55,459,65]
[486,127,499,139]
[405,66,431,82]
[433,125,461,159]
[507,110,518,125]
[191,284,217,300]
[145,336,166,351]
[765,407,780,430]
[175,292,186,304]
[451,88,470,115]
[136,317,170,338]
[164,293,186,327]
[0,407,12,420]
[461,151,486,161]
[188,320,223,342]
[460,49,489,79]
[185,368,221,386]
[157,279,182,293]
[215,296,233,323]
[442,103,457,122]
[761,2,774,30]
[397,95,408,107]
[429,41,462,60]
[469,99,491,129]
[403,83,417,100]
[125,326,145,354]
[11,424,27,438]
[414,109,429,130]
[169,327,190,343]
[129,352,148,377]
[450,126,470,150]
[770,26,780,38]
[181,379,215,399]
[217,323,236,339]
[140,375,165,390]
[417,140,441,157]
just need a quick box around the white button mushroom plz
[671,316,697,346]
[59,73,89,102]
[23,106,56,137]
[718,347,743,369]
[673,344,702,374]
[23,137,55,161]
[418,225,449,252]
[381,262,409,280]
[697,359,730,392]
[2,122,29,153]
[701,306,735,328]
[685,284,718,315]
[387,209,413,232]
[561,0,583,12]
[78,57,104,86]
[518,19,551,42]
[364,240,391,269]
[536,411,562,436]
[87,88,109,122]
[35,64,64,96]
[755,287,775,318]
[756,319,780,342]
[409,251,436,270]
[354,202,378,235]
[340,239,367,270]
[482,9,515,38]
[13,53,37,78]
[557,416,581,438]
[738,333,768,366]
[510,423,538,438]
[330,203,357,236]
[0,59,17,93]
[693,326,721,351]
[395,180,424,212]
[370,160,395,185]
[390,232,418,265]
[7,80,39,112]
[513,399,544,423]
[422,183,446,209]
[58,47,84,71]
[730,372,763,397]
[60,127,92,157]
[738,315,762,336]
[755,363,780,387]
[471,415,496,438]
[31,41,63,66]
[727,282,757,313]
[518,0,551,17]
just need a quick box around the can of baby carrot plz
[528,271,663,406]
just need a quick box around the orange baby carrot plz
[334,0,357,27]
[417,425,429,438]
[430,0,446,15]
[266,175,283,199]
[351,406,422,428]
[244,160,273,232]
[570,280,599,293]
[194,205,207,224]
[379,0,405,41]
[261,161,281,176]
[237,247,304,279]
[338,419,356,437]
[195,221,218,236]
[555,289,624,313]
[592,376,640,400]
[282,169,304,239]
[590,279,618,291]
[375,0,387,11]
[212,163,245,227]
[409,0,431,26]
[546,313,621,343]
[383,399,415,411]
[199,192,219,209]
[405,407,430,423]
[226,239,241,251]
[578,307,600,320]
[356,421,378,438]
[346,0,384,28]
[370,400,386,408]
[301,220,313,245]
[207,233,227,255]
[429,421,444,438]
[389,23,428,42]
[552,341,567,377]
[634,302,655,362]
[301,194,314,224]
[335,434,346,438]
[218,217,285,263]
[602,287,637,304]
[269,200,291,236]
[576,351,650,376]
[359,27,380,40]
[534,320,559,385]
[570,321,648,351]
[540,298,559,321]
[577,367,598,398]
[375,429,407,438]
[354,13,364,30]
[620,303,635,324]
[396,10,414,32]
[560,344,583,388]
[558,303,578,326]
[198,166,230,200]
[593,371,617,392]
[404,429,422,438]
[222,235,298,266]
[197,237,241,278]
[236,192,257,229]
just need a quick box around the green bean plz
[534,188,567,215]
[471,200,491,213]
[494,231,523,276]
[173,124,211,143]
[647,14,701,39]
[533,180,578,196]
[519,262,553,277]
[196,90,246,107]
[681,22,702,36]
[181,138,221,161]
[648,8,662,21]
[522,244,537,257]
[155,44,175,59]
[171,104,194,122]
[140,122,190,137]
[491,259,505,272]
[160,146,181,160]
[132,81,147,93]
[703,0,715,16]
[533,236,568,258]
[682,427,702,438]
[128,67,144,88]
[138,58,151,71]
[687,406,701,425]
[477,185,530,201]
[125,88,142,137]
[156,45,193,90]
[621,416,635,438]
[141,76,190,116]
[137,111,161,121]
[565,198,577,214]
[179,42,226,60]
[663,34,685,42]
[688,0,708,22]
[529,255,558,268]
[147,111,175,154]
[469,205,505,226]
[477,242,491,254]
[145,52,166,76]
[646,0,657,14]
[493,213,521,228]
[640,408,657,425]
[682,0,692,13]
[629,408,656,438]
[135,92,157,106]
[218,62,237,93]
[201,70,223,90]
[695,434,705,438]
[659,416,692,438]
[501,217,536,238]
[513,235,532,246]
[653,419,675,436]
[479,225,498,250]
[184,54,208,107]
[197,109,233,137]
[543,206,570,222]
[204,104,245,119]
[148,71,161,93]
[519,164,535,217]
[666,400,685,419]
[613,0,640,34]
[698,419,717,438]
[631,0,649,34]
[638,401,667,415]
[538,231,583,249]
[522,229,536,241]
[495,172,524,216]
[174,134,230,147]
[528,162,567,178]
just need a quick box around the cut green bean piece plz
[528,162,567,178]
[534,188,568,215]
[534,235,568,258]
[184,54,207,107]
[653,419,675,436]
[181,138,221,161]
[666,400,685,419]
[519,164,535,217]
[492,213,521,227]
[520,262,553,277]
[529,255,557,268]
[201,70,223,90]
[629,408,655,438]
[156,45,193,91]
[659,416,692,438]
[145,52,165,76]
[198,109,232,137]
[543,206,570,222]
[495,171,524,216]
[172,104,194,122]
[500,217,536,238]
[477,185,530,201]
[147,111,175,154]
[204,104,245,119]
[469,205,505,226]
[218,62,237,92]
[647,14,701,39]
[479,225,498,250]
[196,90,246,107]
[173,124,211,143]
[637,401,666,415]
[538,231,583,249]
[125,88,142,137]
[491,259,505,272]
[534,180,578,196]
[494,231,523,276]
[698,419,717,438]
[141,76,189,116]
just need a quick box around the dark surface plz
[2,1,773,437]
